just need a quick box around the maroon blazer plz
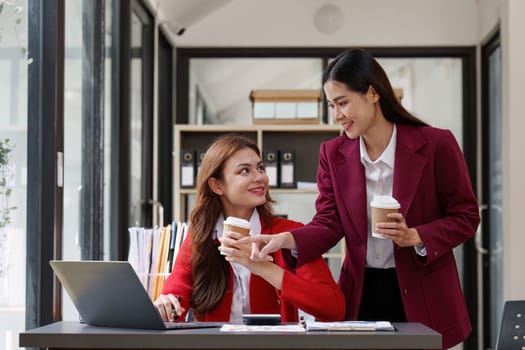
[289,124,480,349]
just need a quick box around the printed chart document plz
[305,320,395,332]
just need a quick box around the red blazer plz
[288,124,480,349]
[162,217,345,322]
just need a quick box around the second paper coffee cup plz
[370,196,400,239]
[223,216,251,236]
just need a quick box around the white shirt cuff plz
[414,244,427,256]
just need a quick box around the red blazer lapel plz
[334,138,368,244]
[393,125,427,216]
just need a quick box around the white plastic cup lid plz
[224,216,251,229]
[370,195,400,209]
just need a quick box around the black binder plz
[279,150,296,188]
[180,150,196,188]
[196,150,206,177]
[263,150,279,188]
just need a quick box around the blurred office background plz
[0,1,521,349]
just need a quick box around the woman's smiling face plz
[324,80,380,139]
[211,147,268,219]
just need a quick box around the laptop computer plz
[49,260,223,330]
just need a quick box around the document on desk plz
[305,320,395,332]
[220,324,306,332]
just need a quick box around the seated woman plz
[154,135,345,323]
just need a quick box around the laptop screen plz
[49,260,222,330]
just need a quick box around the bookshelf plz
[172,123,344,278]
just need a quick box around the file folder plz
[279,150,296,188]
[180,150,196,188]
[263,150,279,188]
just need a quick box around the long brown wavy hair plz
[190,134,274,318]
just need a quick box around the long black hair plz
[323,48,428,127]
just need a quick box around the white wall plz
[478,0,502,40]
[174,0,478,47]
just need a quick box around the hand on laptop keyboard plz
[154,294,185,322]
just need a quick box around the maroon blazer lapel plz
[333,125,427,244]
[334,138,368,244]
[393,125,427,216]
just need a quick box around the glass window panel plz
[63,0,83,321]
[103,0,112,261]
[189,58,323,124]
[0,1,28,349]
[129,11,144,227]
[130,58,143,226]
[0,60,12,123]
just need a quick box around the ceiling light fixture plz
[314,4,344,35]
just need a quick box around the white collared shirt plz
[360,125,426,269]
[360,125,397,268]
[214,210,262,323]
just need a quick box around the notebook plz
[49,260,223,330]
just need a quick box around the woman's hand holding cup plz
[371,196,423,247]
[218,217,252,262]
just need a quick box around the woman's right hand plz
[153,294,185,322]
[218,230,254,265]
[234,232,297,262]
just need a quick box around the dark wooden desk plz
[19,321,441,349]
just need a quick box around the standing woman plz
[241,49,480,349]
[154,135,345,323]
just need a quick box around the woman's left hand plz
[375,213,423,247]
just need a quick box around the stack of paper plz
[305,320,395,332]
[150,226,172,300]
[128,227,154,290]
[128,222,191,300]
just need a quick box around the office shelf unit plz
[173,124,344,277]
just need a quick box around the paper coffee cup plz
[370,196,400,239]
[223,217,251,237]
